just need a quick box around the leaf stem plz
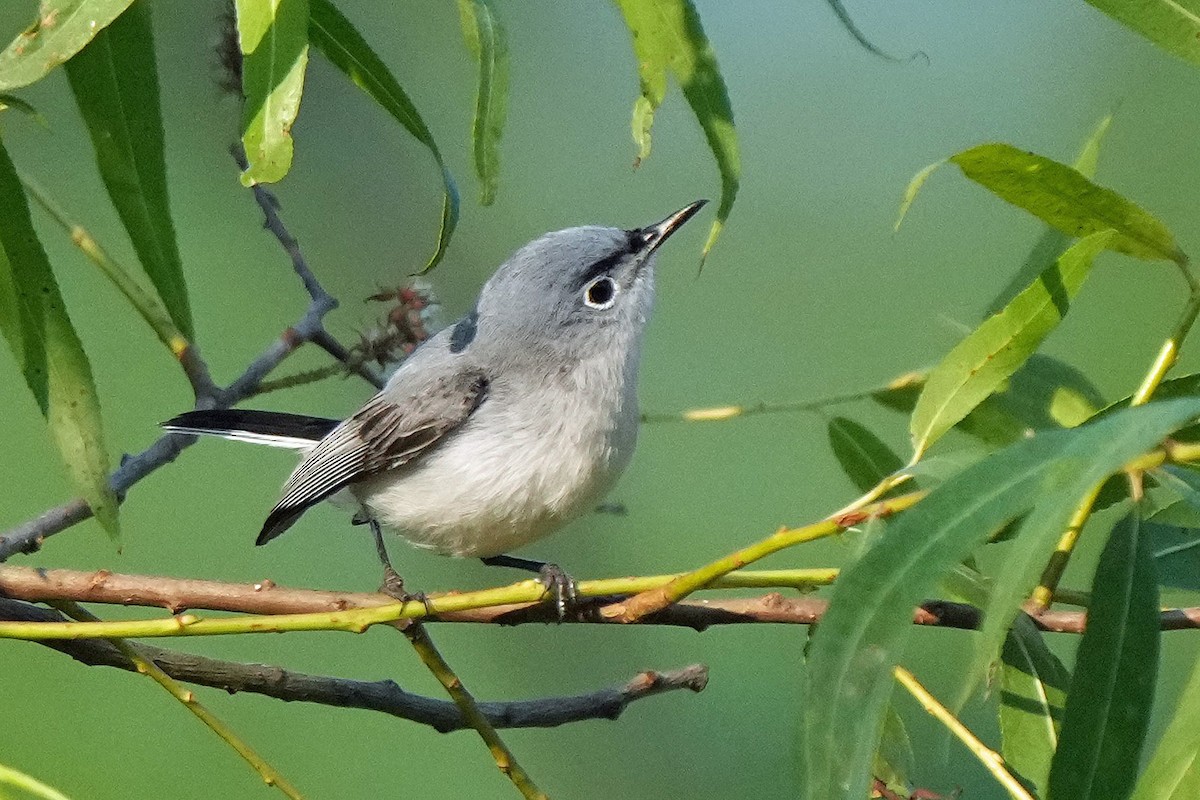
[893,665,1034,800]
[640,384,893,424]
[51,601,305,799]
[401,623,547,799]
[20,176,216,398]
[1034,270,1200,609]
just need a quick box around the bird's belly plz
[351,406,634,558]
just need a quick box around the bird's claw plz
[538,563,577,620]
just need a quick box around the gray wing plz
[257,370,488,545]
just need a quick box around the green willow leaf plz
[827,416,903,493]
[950,143,1186,266]
[1131,649,1200,800]
[0,0,135,91]
[1047,512,1158,800]
[893,160,944,231]
[457,0,508,206]
[0,138,118,542]
[308,0,459,273]
[615,0,740,263]
[799,399,1200,800]
[64,3,192,340]
[236,0,310,186]
[1001,615,1070,797]
[1084,0,1200,68]
[985,114,1113,316]
[910,231,1113,458]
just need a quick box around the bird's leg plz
[480,554,578,619]
[369,520,408,600]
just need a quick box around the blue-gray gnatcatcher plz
[165,200,705,597]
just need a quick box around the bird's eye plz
[583,277,618,310]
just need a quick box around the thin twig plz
[0,599,705,732]
[0,566,1196,636]
[52,601,305,799]
[0,150,380,561]
[894,666,1034,800]
[401,623,548,799]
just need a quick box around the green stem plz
[894,666,1034,800]
[402,623,547,799]
[0,567,837,641]
[602,491,928,623]
[1036,264,1200,609]
[52,601,305,799]
[21,176,190,360]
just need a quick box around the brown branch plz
[3,565,1197,633]
[0,598,706,733]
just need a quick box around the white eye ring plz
[583,276,618,310]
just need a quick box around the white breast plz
[351,350,638,558]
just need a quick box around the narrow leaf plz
[911,231,1113,457]
[949,143,1186,266]
[0,138,118,541]
[0,93,43,123]
[308,0,459,272]
[1048,513,1158,800]
[235,0,309,186]
[1131,649,1200,800]
[457,0,508,206]
[1001,615,1070,797]
[615,0,740,263]
[827,416,903,493]
[1084,0,1200,68]
[824,0,911,63]
[799,399,1200,800]
[985,114,1113,315]
[64,2,192,340]
[893,160,943,231]
[0,0,135,91]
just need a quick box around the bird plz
[164,200,707,605]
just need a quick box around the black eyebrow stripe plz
[572,230,641,290]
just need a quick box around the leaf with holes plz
[0,0,135,91]
[236,0,309,186]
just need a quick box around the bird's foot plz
[538,562,578,621]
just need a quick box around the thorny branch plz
[0,598,707,733]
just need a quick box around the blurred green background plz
[2,1,1200,798]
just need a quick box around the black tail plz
[162,410,340,449]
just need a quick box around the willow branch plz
[52,601,305,799]
[0,566,1196,636]
[0,599,706,733]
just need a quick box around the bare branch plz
[0,149,386,561]
[1,565,1194,634]
[0,598,707,733]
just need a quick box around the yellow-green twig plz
[601,491,927,623]
[0,763,72,800]
[401,623,547,800]
[21,176,189,359]
[0,568,839,641]
[894,665,1034,800]
[52,602,304,799]
[1035,270,1200,609]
